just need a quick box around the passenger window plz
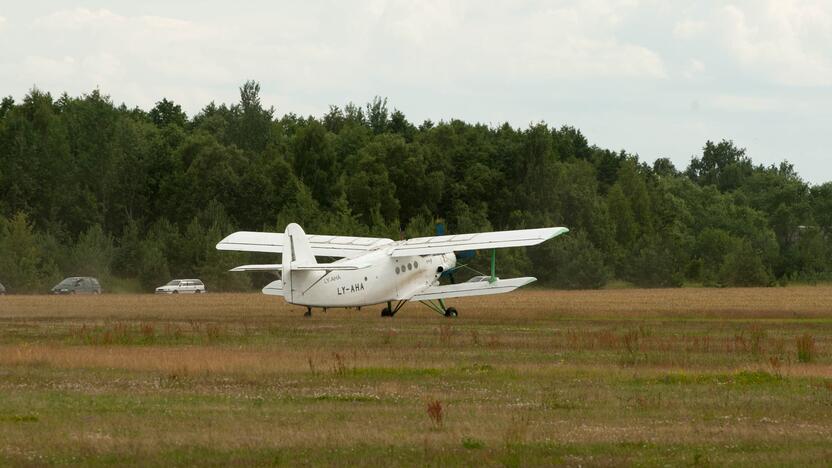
[395,267,400,274]
[414,261,419,269]
[407,263,412,271]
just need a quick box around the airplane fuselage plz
[285,248,456,307]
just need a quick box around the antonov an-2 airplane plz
[216,223,568,317]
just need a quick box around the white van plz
[155,279,206,294]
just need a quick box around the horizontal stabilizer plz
[409,277,536,301]
[390,227,568,257]
[230,264,282,272]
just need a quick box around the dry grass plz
[1,288,831,465]
[2,285,832,320]
[797,333,816,363]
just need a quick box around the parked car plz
[0,281,5,295]
[52,277,101,295]
[155,279,206,294]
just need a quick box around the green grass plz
[1,290,831,466]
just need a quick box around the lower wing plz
[408,277,536,301]
[390,227,568,257]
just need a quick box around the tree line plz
[1,81,830,293]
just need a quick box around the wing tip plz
[541,227,569,242]
[215,231,244,251]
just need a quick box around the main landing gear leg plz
[304,306,312,318]
[381,301,393,317]
[419,299,458,318]
[381,300,407,317]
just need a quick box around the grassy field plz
[1,288,832,466]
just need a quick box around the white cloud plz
[705,94,783,112]
[673,19,707,39]
[34,7,125,30]
[81,53,122,85]
[669,2,832,87]
[682,58,706,80]
[20,56,78,81]
[718,2,832,86]
[24,8,234,110]
[13,3,669,112]
[506,4,667,79]
[367,1,667,85]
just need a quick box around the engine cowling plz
[435,252,457,280]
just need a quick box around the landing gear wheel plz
[444,307,458,318]
[304,307,312,318]
[381,300,396,318]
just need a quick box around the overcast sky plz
[1,1,830,183]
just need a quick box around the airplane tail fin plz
[283,223,315,304]
[284,223,316,265]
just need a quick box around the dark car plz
[0,281,5,295]
[52,277,102,295]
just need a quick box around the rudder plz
[284,223,316,265]
[283,223,315,304]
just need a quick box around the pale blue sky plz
[1,1,830,183]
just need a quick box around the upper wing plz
[230,263,370,272]
[216,231,394,258]
[408,277,537,301]
[389,227,568,257]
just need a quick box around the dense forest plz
[1,81,830,293]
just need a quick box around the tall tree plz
[149,98,187,128]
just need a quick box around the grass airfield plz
[1,288,832,466]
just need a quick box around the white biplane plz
[216,223,568,317]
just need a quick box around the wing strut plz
[490,249,496,283]
[420,299,446,316]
